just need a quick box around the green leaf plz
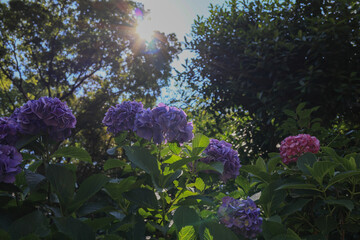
[46,164,75,208]
[105,176,137,200]
[123,146,160,176]
[241,165,271,183]
[51,146,92,163]
[256,157,267,172]
[297,153,317,175]
[15,135,40,150]
[9,211,50,239]
[276,183,321,192]
[195,178,205,192]
[169,142,182,155]
[324,199,354,211]
[235,175,250,194]
[24,170,46,191]
[267,156,281,173]
[123,188,159,209]
[280,198,311,216]
[173,206,201,230]
[70,174,109,212]
[114,132,128,145]
[103,159,127,170]
[169,156,199,171]
[178,226,197,240]
[262,220,286,240]
[54,217,95,240]
[199,226,213,240]
[327,171,360,189]
[312,161,338,185]
[163,170,183,189]
[126,215,145,240]
[205,222,239,240]
[314,216,337,235]
[0,230,10,240]
[197,162,224,174]
[283,109,297,118]
[192,134,210,156]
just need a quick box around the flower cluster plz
[0,144,22,183]
[102,101,144,134]
[280,134,320,164]
[0,117,18,145]
[200,139,241,181]
[103,102,194,144]
[11,97,76,141]
[218,196,262,239]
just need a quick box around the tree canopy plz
[181,0,360,156]
[0,0,181,112]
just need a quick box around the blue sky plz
[136,0,228,104]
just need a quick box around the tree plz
[181,0,360,157]
[0,0,181,166]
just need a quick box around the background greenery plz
[1,0,360,239]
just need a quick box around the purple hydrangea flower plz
[133,108,154,141]
[134,103,194,144]
[103,101,144,134]
[200,139,241,182]
[218,197,262,239]
[12,97,76,141]
[0,144,22,183]
[0,117,18,145]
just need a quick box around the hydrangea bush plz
[0,98,359,240]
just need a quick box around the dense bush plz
[0,98,359,239]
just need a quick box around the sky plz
[135,0,228,104]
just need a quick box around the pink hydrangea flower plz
[280,134,320,164]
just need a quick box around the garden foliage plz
[0,98,359,240]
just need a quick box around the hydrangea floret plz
[0,117,18,145]
[200,139,241,181]
[12,97,76,141]
[280,133,320,164]
[102,101,144,134]
[218,196,262,239]
[0,144,22,183]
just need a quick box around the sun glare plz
[136,18,155,42]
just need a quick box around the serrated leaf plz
[297,153,317,175]
[51,146,92,163]
[9,211,50,239]
[178,226,197,240]
[241,165,271,183]
[327,171,360,189]
[103,159,127,170]
[123,146,160,176]
[312,161,338,185]
[205,222,239,240]
[105,176,137,200]
[123,188,159,209]
[169,142,182,155]
[54,217,95,240]
[280,198,311,216]
[46,164,75,208]
[197,161,224,174]
[256,157,267,172]
[192,134,210,156]
[25,170,46,191]
[70,174,109,212]
[174,206,201,230]
[276,183,321,192]
[169,156,199,170]
[195,178,205,192]
[324,199,354,211]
